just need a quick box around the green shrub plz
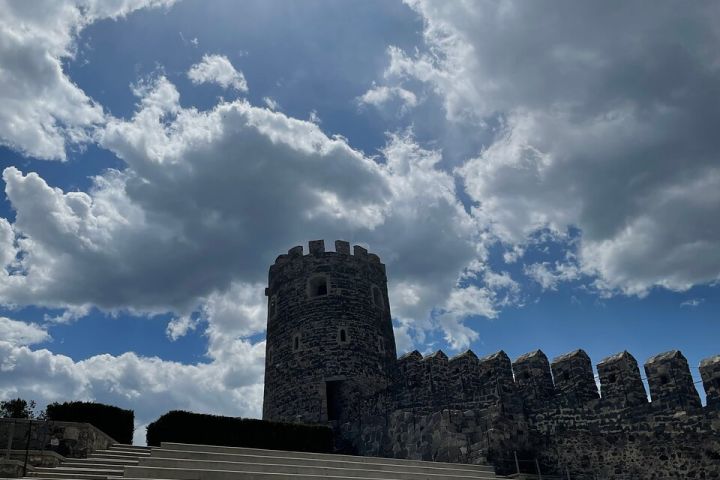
[46,401,134,444]
[146,410,334,453]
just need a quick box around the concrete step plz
[63,458,140,467]
[89,451,150,460]
[110,444,152,454]
[60,461,132,469]
[141,455,497,478]
[111,443,151,451]
[123,476,505,480]
[157,443,493,472]
[35,466,122,473]
[151,449,494,473]
[123,471,497,480]
[26,471,116,480]
[125,464,498,480]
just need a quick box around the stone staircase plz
[23,442,507,480]
[23,444,150,480]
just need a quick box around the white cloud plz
[165,315,198,341]
[187,54,248,92]
[0,76,501,351]
[0,318,50,346]
[680,298,704,308]
[525,261,581,291]
[0,0,177,160]
[391,0,720,297]
[262,97,280,110]
[358,85,418,112]
[0,339,265,441]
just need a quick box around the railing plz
[2,418,52,476]
[500,451,604,479]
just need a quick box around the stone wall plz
[0,419,115,458]
[341,348,720,479]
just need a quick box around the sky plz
[0,0,719,445]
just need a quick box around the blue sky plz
[0,0,718,442]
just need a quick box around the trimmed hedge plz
[45,401,134,444]
[146,410,334,453]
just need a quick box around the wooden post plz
[514,450,520,475]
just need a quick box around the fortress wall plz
[349,348,720,478]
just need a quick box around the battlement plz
[551,349,599,404]
[389,347,718,416]
[273,240,383,265]
[644,350,701,411]
[597,351,647,407]
[700,355,720,408]
[513,350,555,404]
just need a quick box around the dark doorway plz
[326,380,344,421]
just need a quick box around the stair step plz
[61,462,129,469]
[66,457,140,466]
[90,451,150,460]
[35,466,122,473]
[110,445,151,453]
[125,464,499,480]
[62,458,139,467]
[112,443,151,450]
[140,456,496,477]
[27,472,116,480]
[158,443,493,472]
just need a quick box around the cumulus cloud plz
[390,0,720,296]
[0,318,50,346]
[0,339,265,442]
[0,0,177,160]
[525,261,582,291]
[0,76,503,350]
[358,84,418,112]
[187,54,248,92]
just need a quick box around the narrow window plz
[340,329,347,343]
[377,336,385,353]
[268,295,277,318]
[660,375,669,385]
[608,373,617,383]
[308,276,328,298]
[293,334,300,351]
[372,286,383,307]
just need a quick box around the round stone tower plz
[262,239,397,424]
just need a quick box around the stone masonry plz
[263,241,720,479]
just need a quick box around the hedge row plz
[146,410,334,453]
[46,401,134,444]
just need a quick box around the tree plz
[0,398,37,419]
